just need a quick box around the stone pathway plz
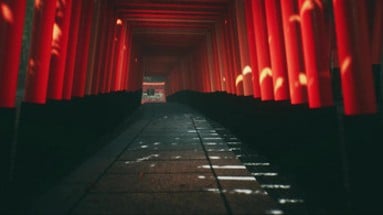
[31,103,282,215]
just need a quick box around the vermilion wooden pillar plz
[102,14,115,93]
[92,0,107,95]
[280,0,308,104]
[72,0,94,98]
[244,0,261,98]
[299,0,333,108]
[332,0,376,115]
[62,0,82,100]
[265,0,290,101]
[235,0,253,96]
[211,29,222,91]
[216,22,228,92]
[227,12,243,96]
[86,0,102,95]
[122,28,132,91]
[223,19,235,94]
[114,20,126,91]
[47,0,72,100]
[251,0,274,101]
[206,34,216,92]
[0,0,27,107]
[24,0,57,104]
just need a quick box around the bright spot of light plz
[124,154,159,164]
[230,189,267,195]
[1,3,13,23]
[227,141,241,145]
[251,172,278,176]
[299,73,307,85]
[274,77,284,93]
[300,0,315,15]
[235,74,243,87]
[153,142,160,146]
[261,184,291,189]
[206,142,217,146]
[242,66,252,75]
[140,145,148,149]
[278,198,304,204]
[198,175,206,179]
[341,56,352,75]
[260,67,273,84]
[116,18,123,25]
[217,176,256,181]
[289,14,301,23]
[265,209,284,215]
[209,156,221,160]
[204,188,220,193]
[199,165,246,169]
[35,0,42,9]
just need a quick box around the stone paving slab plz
[118,150,206,161]
[30,103,280,215]
[108,160,211,174]
[72,192,227,215]
[90,173,217,193]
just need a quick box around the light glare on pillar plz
[1,3,14,23]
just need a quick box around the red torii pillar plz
[0,0,27,107]
[251,0,274,101]
[299,0,333,108]
[223,19,236,94]
[24,0,57,104]
[332,0,376,115]
[47,0,72,100]
[86,0,102,95]
[62,0,82,100]
[211,29,223,92]
[235,0,253,96]
[114,20,127,91]
[122,28,133,91]
[280,0,308,104]
[244,0,261,98]
[92,0,109,95]
[72,0,94,98]
[265,0,290,101]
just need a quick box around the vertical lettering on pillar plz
[0,0,27,107]
[24,0,57,104]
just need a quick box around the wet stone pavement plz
[30,103,300,215]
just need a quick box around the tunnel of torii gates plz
[0,0,383,116]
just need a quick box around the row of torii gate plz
[1,0,383,116]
